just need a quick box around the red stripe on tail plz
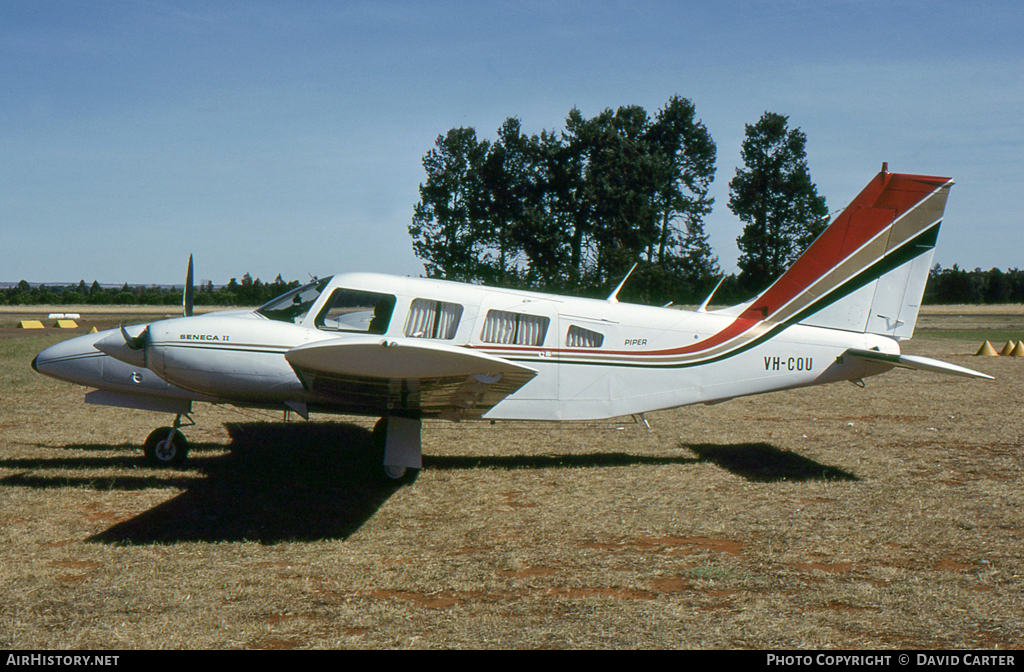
[740,171,951,323]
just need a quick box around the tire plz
[371,417,419,485]
[143,427,189,467]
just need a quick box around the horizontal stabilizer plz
[843,348,993,380]
[285,336,538,419]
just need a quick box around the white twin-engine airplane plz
[33,167,991,481]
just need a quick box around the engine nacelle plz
[144,314,314,401]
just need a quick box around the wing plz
[285,336,538,419]
[842,348,993,380]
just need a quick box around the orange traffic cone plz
[975,341,998,356]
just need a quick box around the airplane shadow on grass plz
[89,422,399,544]
[426,442,857,483]
[683,443,858,483]
[1,423,855,544]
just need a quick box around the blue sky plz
[2,1,1021,286]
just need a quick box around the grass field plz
[1,306,1022,649]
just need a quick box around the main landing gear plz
[371,416,422,484]
[143,414,192,467]
[139,412,423,484]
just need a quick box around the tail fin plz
[737,166,952,340]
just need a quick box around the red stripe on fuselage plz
[470,315,760,359]
[468,173,949,362]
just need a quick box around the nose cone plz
[33,330,113,386]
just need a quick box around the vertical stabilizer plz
[734,167,952,340]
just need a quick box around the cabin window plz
[404,299,463,339]
[314,288,396,334]
[257,277,332,324]
[480,310,550,346]
[566,325,604,348]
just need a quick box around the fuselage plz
[33,271,899,422]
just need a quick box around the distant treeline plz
[2,266,1022,307]
[1,273,301,307]
[922,265,1024,305]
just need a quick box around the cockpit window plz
[315,288,396,334]
[256,277,332,324]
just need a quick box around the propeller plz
[120,324,147,351]
[95,324,148,367]
[183,254,194,317]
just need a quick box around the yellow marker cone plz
[975,341,998,356]
[88,326,98,334]
[1012,341,1024,357]
[999,340,1017,356]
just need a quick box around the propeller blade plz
[183,254,194,317]
[120,325,147,350]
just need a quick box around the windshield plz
[314,288,396,334]
[256,276,332,324]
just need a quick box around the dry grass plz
[0,305,236,331]
[921,304,1024,316]
[1,308,1022,649]
[0,305,243,314]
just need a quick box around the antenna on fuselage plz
[183,254,194,317]
[606,263,638,303]
[696,276,725,313]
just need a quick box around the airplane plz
[32,166,992,481]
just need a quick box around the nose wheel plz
[143,414,192,467]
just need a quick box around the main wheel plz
[144,427,189,467]
[371,417,419,484]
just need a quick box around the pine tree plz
[730,112,827,294]
[410,96,720,303]
[409,128,490,281]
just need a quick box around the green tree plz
[477,118,538,286]
[574,104,661,285]
[558,99,718,297]
[410,96,720,303]
[983,267,1010,304]
[409,128,490,281]
[729,112,828,293]
[644,95,718,287]
[532,124,589,287]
